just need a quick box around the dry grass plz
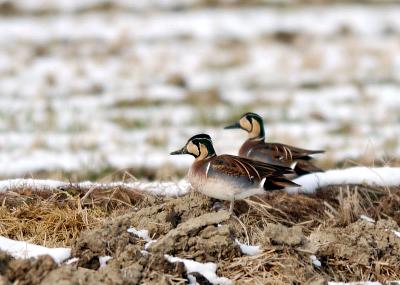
[1,182,400,283]
[0,199,107,247]
[222,184,400,283]
[0,185,150,247]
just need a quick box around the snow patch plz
[99,256,112,268]
[310,255,321,267]
[289,167,400,194]
[127,227,157,249]
[127,227,152,241]
[235,239,262,256]
[392,230,400,238]
[187,274,197,285]
[2,167,400,199]
[0,178,191,197]
[65,257,79,264]
[360,215,375,224]
[0,236,71,264]
[165,255,232,285]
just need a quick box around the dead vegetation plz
[0,183,400,284]
[0,185,148,247]
[223,185,400,283]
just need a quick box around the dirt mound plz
[0,252,57,285]
[304,219,400,279]
[148,211,240,261]
[40,253,186,285]
[2,185,400,284]
[72,192,213,269]
[69,192,238,284]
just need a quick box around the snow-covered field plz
[1,166,400,196]
[0,1,400,179]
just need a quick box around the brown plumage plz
[170,134,298,213]
[207,154,294,189]
[225,112,324,175]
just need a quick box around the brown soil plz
[0,185,400,284]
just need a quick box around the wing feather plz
[210,155,293,184]
[254,143,324,160]
[208,154,298,191]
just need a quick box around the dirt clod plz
[306,219,400,270]
[5,255,57,285]
[148,211,240,261]
[41,265,124,285]
[0,251,12,275]
[264,223,305,246]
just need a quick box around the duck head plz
[224,112,265,140]
[170,134,216,160]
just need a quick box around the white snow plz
[165,255,232,285]
[0,178,191,197]
[127,227,157,249]
[127,228,152,241]
[65,257,79,264]
[392,230,400,238]
[144,240,157,250]
[0,236,71,264]
[99,256,112,268]
[1,166,400,198]
[235,239,262,256]
[290,167,400,194]
[360,215,375,224]
[310,255,322,267]
[187,274,197,285]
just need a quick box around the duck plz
[224,112,324,176]
[170,134,298,213]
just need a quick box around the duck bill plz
[224,122,241,129]
[170,147,187,155]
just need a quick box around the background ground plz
[0,0,400,180]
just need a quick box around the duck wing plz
[208,155,298,190]
[252,142,324,161]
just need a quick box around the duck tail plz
[262,177,300,191]
[293,161,324,176]
[308,149,325,155]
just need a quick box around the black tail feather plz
[263,177,299,191]
[294,161,324,176]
